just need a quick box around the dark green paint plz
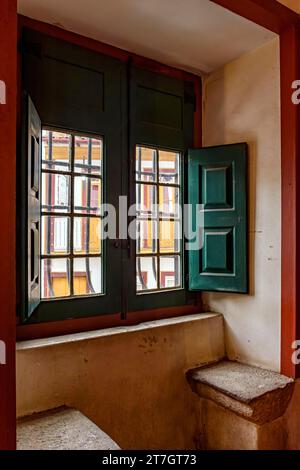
[19,29,198,323]
[188,143,248,293]
[20,29,125,323]
[126,67,197,312]
[20,94,42,321]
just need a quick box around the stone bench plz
[187,360,294,449]
[17,407,120,450]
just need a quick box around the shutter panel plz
[22,95,41,319]
[188,143,248,293]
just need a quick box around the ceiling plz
[277,0,300,14]
[18,0,276,75]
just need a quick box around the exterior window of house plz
[135,146,182,292]
[41,130,103,299]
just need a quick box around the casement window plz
[135,146,183,293]
[19,28,248,326]
[41,130,103,300]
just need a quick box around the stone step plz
[17,407,120,450]
[187,360,294,424]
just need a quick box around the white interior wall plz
[202,38,281,371]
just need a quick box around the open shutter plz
[21,95,41,320]
[188,143,248,293]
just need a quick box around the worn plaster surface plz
[17,314,225,450]
[202,38,281,371]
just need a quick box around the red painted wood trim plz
[280,25,300,378]
[0,0,17,450]
[211,0,300,34]
[16,305,200,341]
[8,1,300,453]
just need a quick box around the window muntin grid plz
[41,129,103,299]
[135,145,183,293]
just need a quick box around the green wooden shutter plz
[21,29,125,323]
[21,95,41,320]
[188,143,248,293]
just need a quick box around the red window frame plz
[2,0,300,451]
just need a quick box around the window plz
[41,130,103,300]
[20,29,199,324]
[20,28,247,328]
[135,145,182,293]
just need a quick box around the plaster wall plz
[202,38,281,371]
[16,314,225,450]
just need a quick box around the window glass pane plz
[73,217,101,254]
[42,130,71,171]
[74,176,101,215]
[42,173,71,213]
[136,219,157,254]
[159,186,180,218]
[160,256,181,289]
[159,150,180,184]
[136,184,157,218]
[136,256,158,291]
[73,257,102,296]
[159,220,181,253]
[41,258,71,298]
[136,146,157,182]
[74,136,102,175]
[41,128,104,301]
[41,216,70,255]
[135,145,183,293]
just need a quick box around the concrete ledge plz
[17,313,221,350]
[17,313,225,448]
[17,407,121,450]
[188,361,294,424]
